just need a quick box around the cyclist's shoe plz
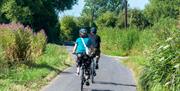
[86,80,90,86]
[95,64,99,69]
[76,67,80,76]
[75,73,79,76]
[93,71,96,76]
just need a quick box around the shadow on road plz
[91,89,113,91]
[26,62,72,74]
[60,71,74,75]
[94,81,136,87]
[63,41,75,46]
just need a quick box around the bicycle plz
[73,53,91,91]
[90,57,96,83]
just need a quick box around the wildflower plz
[174,64,179,69]
[163,45,170,50]
[166,37,173,42]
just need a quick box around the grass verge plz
[0,44,74,91]
[121,56,146,91]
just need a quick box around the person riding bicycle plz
[89,27,101,69]
[72,28,92,85]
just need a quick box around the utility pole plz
[124,0,128,28]
[91,6,94,27]
[91,0,96,28]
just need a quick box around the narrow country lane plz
[41,46,136,91]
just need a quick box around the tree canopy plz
[82,0,123,18]
[0,0,77,42]
[144,0,180,23]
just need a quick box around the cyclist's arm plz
[72,43,77,53]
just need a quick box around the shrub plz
[152,17,177,40]
[96,11,117,27]
[60,16,79,41]
[76,16,91,28]
[5,28,32,64]
[0,23,46,66]
[140,28,180,91]
[116,12,125,28]
[129,9,150,29]
[31,30,47,58]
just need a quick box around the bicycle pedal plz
[93,72,96,76]
[86,81,90,86]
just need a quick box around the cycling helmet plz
[90,27,97,34]
[79,28,87,35]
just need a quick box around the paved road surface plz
[41,46,136,91]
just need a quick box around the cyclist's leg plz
[95,48,101,69]
[85,56,91,76]
[76,54,83,75]
[84,56,92,86]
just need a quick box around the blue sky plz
[59,0,149,17]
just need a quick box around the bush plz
[96,11,117,27]
[140,28,180,91]
[60,16,79,41]
[129,9,150,29]
[152,17,177,40]
[116,12,125,28]
[31,30,47,58]
[0,23,46,66]
[76,16,91,28]
[5,28,32,64]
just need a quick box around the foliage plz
[129,9,150,29]
[76,16,92,29]
[0,0,77,42]
[0,23,46,66]
[140,28,180,91]
[96,11,117,27]
[31,30,47,58]
[144,0,180,24]
[98,27,139,56]
[82,0,123,18]
[60,16,79,41]
[0,44,72,91]
[1,0,32,24]
[116,12,125,28]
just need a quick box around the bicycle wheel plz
[81,66,85,91]
[91,59,95,83]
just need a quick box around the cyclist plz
[72,28,92,85]
[89,27,101,69]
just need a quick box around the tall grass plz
[140,28,180,91]
[0,23,46,66]
[98,17,179,91]
[0,44,72,91]
[98,27,139,56]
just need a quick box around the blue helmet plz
[79,28,87,35]
[90,27,97,34]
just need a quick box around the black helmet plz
[90,27,97,34]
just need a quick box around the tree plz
[60,16,79,41]
[96,11,117,27]
[129,9,150,29]
[0,0,77,42]
[82,0,123,19]
[144,0,180,23]
[76,16,92,29]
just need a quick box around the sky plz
[59,0,149,18]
